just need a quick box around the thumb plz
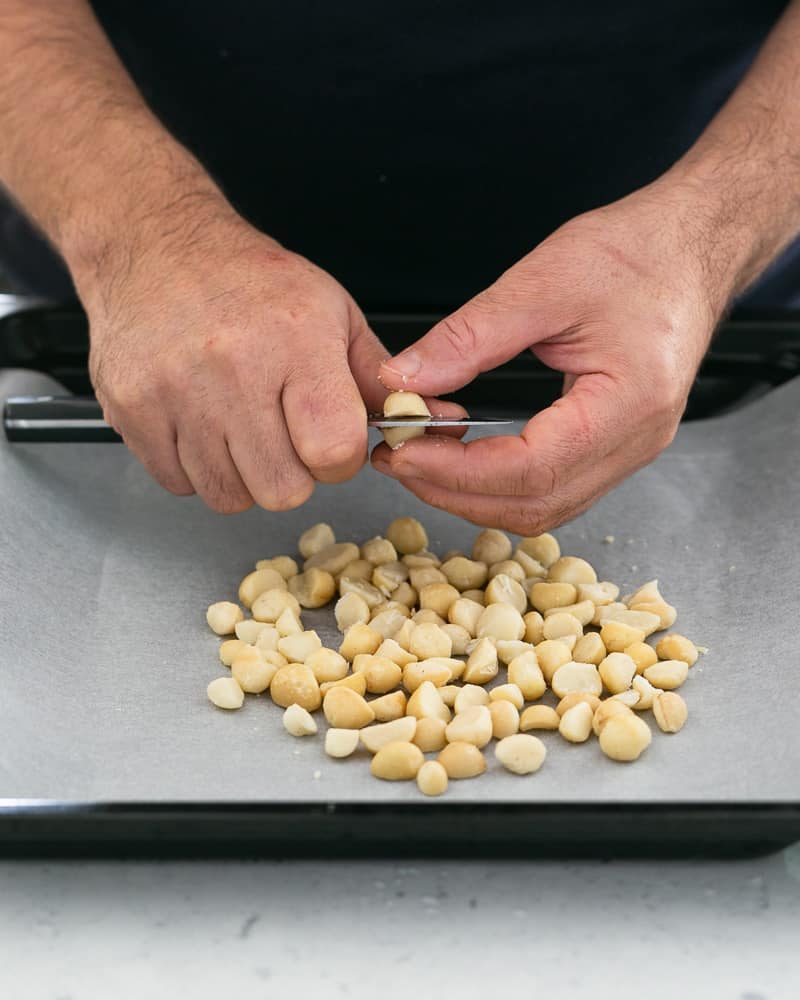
[378,285,555,397]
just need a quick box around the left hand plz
[371,180,735,534]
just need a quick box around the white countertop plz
[2,846,799,999]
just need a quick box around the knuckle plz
[193,465,252,515]
[436,311,481,358]
[302,433,366,477]
[212,491,254,515]
[256,476,315,512]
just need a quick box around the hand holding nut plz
[372,187,723,533]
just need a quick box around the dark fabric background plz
[2,1,797,308]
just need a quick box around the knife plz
[3,396,512,442]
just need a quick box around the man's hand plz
[85,206,388,512]
[372,182,729,533]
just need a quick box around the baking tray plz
[0,367,798,858]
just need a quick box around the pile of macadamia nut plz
[205,519,703,797]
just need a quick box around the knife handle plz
[3,396,122,442]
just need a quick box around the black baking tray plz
[2,302,800,420]
[1,302,799,858]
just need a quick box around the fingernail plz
[372,458,391,474]
[382,350,422,381]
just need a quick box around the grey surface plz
[2,849,800,999]
[0,368,799,804]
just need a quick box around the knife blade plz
[3,396,513,443]
[369,416,512,428]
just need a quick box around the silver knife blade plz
[368,416,513,428]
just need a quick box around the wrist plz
[59,120,237,309]
[657,143,800,304]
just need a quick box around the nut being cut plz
[381,392,431,448]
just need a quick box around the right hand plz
[79,205,390,513]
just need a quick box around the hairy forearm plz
[0,0,229,294]
[660,0,800,304]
